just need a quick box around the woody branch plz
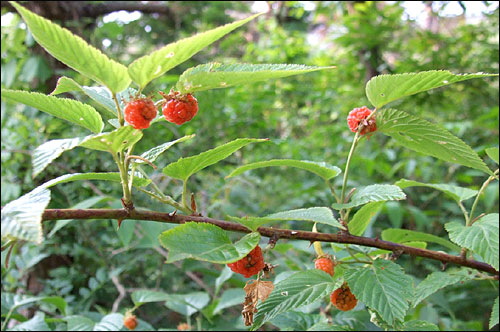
[41,208,498,275]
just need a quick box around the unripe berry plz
[227,245,265,278]
[330,283,358,311]
[124,97,157,129]
[314,256,335,276]
[123,313,138,330]
[347,106,376,135]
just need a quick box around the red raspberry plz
[347,106,376,135]
[330,283,358,311]
[159,90,198,125]
[314,256,335,276]
[124,97,157,129]
[227,245,265,278]
[123,313,138,330]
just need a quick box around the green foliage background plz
[1,1,499,331]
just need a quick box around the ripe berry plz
[124,97,157,129]
[227,245,265,278]
[159,90,198,125]
[330,283,358,311]
[347,106,377,135]
[315,256,335,276]
[123,313,138,330]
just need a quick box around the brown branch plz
[41,208,498,275]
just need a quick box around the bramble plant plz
[1,1,499,331]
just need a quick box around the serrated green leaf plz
[10,312,49,331]
[213,288,245,315]
[128,13,262,88]
[344,259,413,325]
[80,126,143,153]
[1,89,103,133]
[93,313,124,331]
[490,297,499,329]
[177,63,335,94]
[348,202,384,236]
[271,311,326,331]
[137,135,195,164]
[366,70,498,108]
[51,77,118,117]
[377,108,492,175]
[332,184,406,210]
[64,315,95,331]
[395,178,478,203]
[226,159,341,181]
[1,187,50,243]
[11,2,130,93]
[412,271,474,308]
[229,207,345,232]
[164,292,210,317]
[403,320,439,331]
[163,138,268,181]
[486,147,499,165]
[445,214,499,270]
[252,270,338,330]
[131,290,170,306]
[32,136,91,178]
[381,228,460,252]
[39,172,150,189]
[158,222,260,263]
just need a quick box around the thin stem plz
[458,201,470,225]
[136,187,191,214]
[326,179,341,204]
[340,133,360,221]
[182,181,189,210]
[345,246,373,264]
[113,152,132,204]
[112,93,124,127]
[469,169,499,224]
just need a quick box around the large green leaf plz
[65,315,96,331]
[32,136,91,178]
[344,259,414,325]
[486,147,499,165]
[79,126,143,153]
[377,109,492,175]
[163,138,267,181]
[270,312,326,331]
[40,172,150,189]
[403,320,439,331]
[1,187,50,243]
[213,288,245,315]
[128,13,262,88]
[137,135,195,165]
[92,313,124,331]
[381,228,460,252]
[50,77,117,117]
[11,2,130,93]
[395,179,477,203]
[131,290,170,306]
[1,89,103,133]
[177,63,335,94]
[229,207,345,231]
[412,271,474,308]
[331,184,406,210]
[365,70,498,108]
[158,222,260,263]
[445,213,499,270]
[164,292,210,317]
[252,270,338,330]
[226,159,341,181]
[348,202,384,236]
[10,312,49,331]
[490,297,499,329]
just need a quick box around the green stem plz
[182,180,189,210]
[136,187,191,214]
[469,169,499,224]
[458,201,470,226]
[345,245,373,264]
[113,152,132,204]
[112,93,124,127]
[340,133,360,219]
[326,179,341,204]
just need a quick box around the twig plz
[40,208,498,275]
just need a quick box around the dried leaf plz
[242,279,275,326]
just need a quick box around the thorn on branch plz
[390,249,404,261]
[121,198,135,213]
[267,233,280,249]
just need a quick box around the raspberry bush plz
[1,2,498,332]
